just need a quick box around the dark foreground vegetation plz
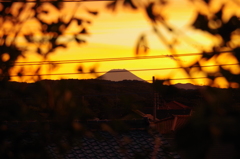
[1,79,240,158]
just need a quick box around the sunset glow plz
[5,0,238,88]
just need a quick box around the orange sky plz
[8,0,240,87]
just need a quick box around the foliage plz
[0,1,100,158]
[0,0,95,83]
[2,0,240,158]
[107,0,240,158]
[107,0,240,86]
[0,78,155,158]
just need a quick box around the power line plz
[146,76,215,82]
[9,62,240,77]
[0,0,115,2]
[13,50,233,66]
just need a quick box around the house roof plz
[46,130,181,159]
[155,115,190,134]
[139,108,191,120]
[2,120,181,159]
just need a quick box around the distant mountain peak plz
[97,69,146,82]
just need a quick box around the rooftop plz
[46,130,181,159]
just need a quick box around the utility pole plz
[153,76,157,121]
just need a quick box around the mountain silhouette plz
[173,83,197,90]
[97,69,146,82]
[173,83,208,89]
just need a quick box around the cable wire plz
[13,50,233,66]
[1,0,116,2]
[8,62,240,78]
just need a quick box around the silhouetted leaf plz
[2,2,13,10]
[218,66,240,82]
[50,37,57,46]
[202,51,215,60]
[42,10,49,14]
[57,44,67,48]
[203,0,211,4]
[159,0,168,5]
[80,28,88,34]
[166,25,173,32]
[24,35,33,43]
[86,20,91,24]
[88,10,98,16]
[75,36,86,44]
[215,5,224,20]
[183,67,190,74]
[74,18,82,26]
[47,22,62,33]
[89,68,95,74]
[77,65,84,73]
[234,47,240,62]
[207,74,217,80]
[146,2,156,23]
[37,74,42,81]
[17,5,24,17]
[135,34,148,55]
[192,12,213,33]
[220,66,231,77]
[190,61,201,71]
[50,62,57,69]
[17,68,24,77]
[106,0,117,11]
[35,67,41,74]
[123,0,137,10]
[37,48,42,55]
[51,1,64,10]
[218,16,240,44]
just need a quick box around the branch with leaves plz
[107,0,240,158]
[0,0,98,82]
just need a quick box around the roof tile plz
[46,130,180,159]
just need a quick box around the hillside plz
[1,79,239,121]
[0,79,154,120]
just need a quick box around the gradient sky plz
[9,0,239,87]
